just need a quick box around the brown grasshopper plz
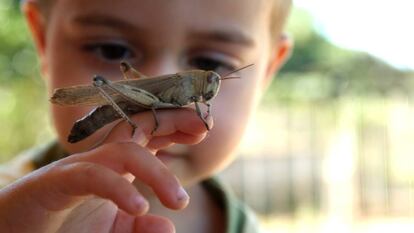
[50,62,253,143]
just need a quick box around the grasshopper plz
[50,62,253,143]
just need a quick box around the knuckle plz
[77,162,101,178]
[151,165,174,183]
[61,162,101,180]
[105,141,139,154]
[119,142,144,158]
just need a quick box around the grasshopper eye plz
[207,72,218,83]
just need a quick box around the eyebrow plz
[190,30,255,47]
[72,14,137,30]
[72,14,255,47]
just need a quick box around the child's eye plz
[188,56,236,74]
[83,42,135,62]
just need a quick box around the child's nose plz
[139,56,180,77]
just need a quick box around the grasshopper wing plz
[50,79,138,106]
[50,71,199,106]
[51,84,109,106]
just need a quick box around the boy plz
[0,0,292,232]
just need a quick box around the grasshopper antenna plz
[221,63,254,79]
[220,76,241,80]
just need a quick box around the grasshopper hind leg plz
[120,61,147,79]
[94,76,139,138]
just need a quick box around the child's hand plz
[0,108,212,233]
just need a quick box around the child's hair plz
[271,0,292,38]
[29,0,53,18]
[29,0,292,39]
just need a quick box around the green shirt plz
[0,141,262,233]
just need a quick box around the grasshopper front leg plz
[191,96,211,131]
[204,102,211,119]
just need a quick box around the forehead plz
[51,0,273,46]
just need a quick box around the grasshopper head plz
[93,75,109,87]
[202,71,221,101]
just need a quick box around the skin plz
[0,0,291,232]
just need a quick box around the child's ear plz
[21,1,48,75]
[263,34,293,88]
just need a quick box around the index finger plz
[104,107,213,148]
[61,142,190,210]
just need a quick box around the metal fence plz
[219,97,414,222]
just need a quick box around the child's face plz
[26,0,290,186]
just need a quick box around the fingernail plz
[131,128,149,147]
[132,195,149,215]
[177,187,190,204]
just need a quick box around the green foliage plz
[0,0,52,162]
[0,0,38,82]
[263,8,414,105]
[0,79,52,162]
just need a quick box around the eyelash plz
[83,41,135,63]
[83,42,237,73]
[187,56,236,74]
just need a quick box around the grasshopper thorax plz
[202,71,221,101]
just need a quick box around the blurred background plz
[0,0,413,232]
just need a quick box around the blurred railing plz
[219,97,414,230]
